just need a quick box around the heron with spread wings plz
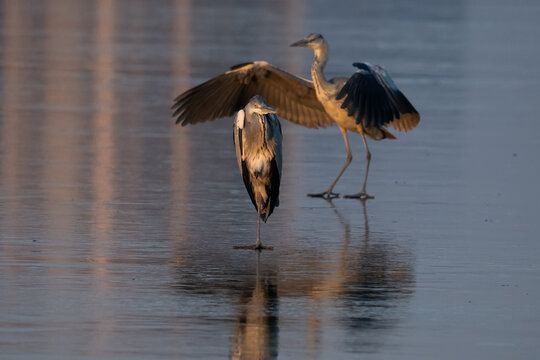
[172,33,420,199]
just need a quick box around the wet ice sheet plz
[1,0,540,359]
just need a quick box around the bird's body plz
[311,68,390,139]
[233,95,282,250]
[312,75,368,136]
[172,33,419,199]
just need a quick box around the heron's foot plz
[343,192,374,200]
[233,244,274,251]
[307,191,339,199]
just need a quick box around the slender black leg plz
[308,127,352,199]
[344,133,374,200]
[234,209,274,251]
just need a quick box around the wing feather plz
[172,61,334,129]
[336,62,420,131]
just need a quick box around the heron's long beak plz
[259,104,277,115]
[290,38,309,47]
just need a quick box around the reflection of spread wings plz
[336,62,420,131]
[173,61,334,129]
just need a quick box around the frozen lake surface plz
[1,0,540,359]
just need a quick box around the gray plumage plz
[233,95,282,250]
[173,61,333,129]
[172,33,420,199]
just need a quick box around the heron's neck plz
[311,44,332,93]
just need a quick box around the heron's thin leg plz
[344,133,374,200]
[235,207,273,251]
[256,210,261,248]
[254,210,274,251]
[308,127,352,199]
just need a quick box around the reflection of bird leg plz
[256,211,262,247]
[330,200,351,275]
[344,133,375,199]
[306,198,352,356]
[325,197,370,249]
[253,252,262,308]
[308,127,351,199]
[324,198,350,251]
[361,199,370,244]
[255,251,261,283]
[231,250,279,359]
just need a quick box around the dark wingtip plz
[336,87,347,101]
[172,102,180,124]
[173,114,182,125]
[352,62,369,70]
[172,105,185,123]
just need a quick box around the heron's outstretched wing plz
[336,62,420,131]
[172,61,334,129]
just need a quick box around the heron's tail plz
[381,128,396,140]
[259,194,279,223]
[365,127,396,140]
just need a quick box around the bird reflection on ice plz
[230,252,279,359]
[303,200,415,355]
[172,200,414,357]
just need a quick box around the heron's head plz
[290,33,326,49]
[246,95,277,115]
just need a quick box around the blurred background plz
[0,0,539,359]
